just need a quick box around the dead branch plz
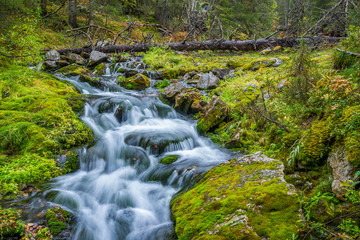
[40,0,68,20]
[337,48,360,57]
[52,37,343,55]
[303,0,345,37]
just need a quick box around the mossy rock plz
[45,206,71,236]
[160,155,179,164]
[119,73,150,90]
[79,74,101,87]
[197,96,229,134]
[57,63,91,76]
[299,120,332,168]
[93,62,107,75]
[171,152,302,240]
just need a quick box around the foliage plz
[287,41,318,105]
[0,15,42,66]
[215,0,277,38]
[334,25,360,69]
[0,206,26,239]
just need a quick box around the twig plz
[40,0,68,20]
[302,0,345,37]
[241,89,291,133]
[302,209,360,239]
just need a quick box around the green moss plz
[171,157,301,240]
[57,63,91,76]
[62,151,80,174]
[119,74,150,90]
[0,154,60,194]
[0,65,93,195]
[299,120,332,168]
[160,155,179,164]
[154,79,171,89]
[45,206,70,236]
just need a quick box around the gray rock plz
[243,83,257,92]
[328,148,352,198]
[55,60,70,67]
[270,58,283,67]
[42,61,57,70]
[213,68,230,80]
[192,73,202,80]
[46,49,61,61]
[88,51,108,67]
[164,83,187,100]
[277,80,287,89]
[68,53,86,65]
[197,72,220,90]
[225,69,236,79]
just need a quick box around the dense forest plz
[1,0,360,239]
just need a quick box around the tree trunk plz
[88,0,95,26]
[40,0,47,16]
[69,0,78,28]
[53,37,342,55]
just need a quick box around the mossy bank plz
[0,65,93,197]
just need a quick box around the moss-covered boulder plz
[197,96,228,133]
[160,155,179,164]
[93,62,107,75]
[67,53,86,65]
[174,89,204,114]
[57,63,91,76]
[163,83,187,103]
[45,206,71,236]
[119,73,150,90]
[171,152,302,240]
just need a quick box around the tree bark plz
[40,0,47,16]
[69,0,78,28]
[53,37,343,55]
[88,0,95,26]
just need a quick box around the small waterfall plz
[42,57,230,240]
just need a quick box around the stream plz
[33,58,231,239]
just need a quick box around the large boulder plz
[171,152,302,240]
[46,49,61,61]
[174,89,204,114]
[119,74,150,90]
[88,51,108,67]
[68,53,86,65]
[163,83,186,100]
[197,72,220,90]
[196,96,228,133]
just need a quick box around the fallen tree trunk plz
[54,37,343,55]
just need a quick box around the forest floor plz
[1,3,360,238]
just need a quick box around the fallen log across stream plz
[53,37,343,55]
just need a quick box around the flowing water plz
[39,58,230,240]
